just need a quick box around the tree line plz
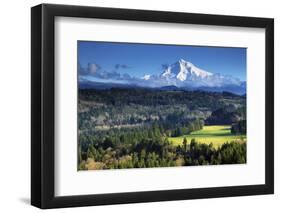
[78,126,246,170]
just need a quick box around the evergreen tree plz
[183,137,188,152]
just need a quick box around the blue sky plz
[78,41,246,81]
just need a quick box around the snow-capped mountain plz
[79,59,246,95]
[141,59,244,90]
[161,59,213,81]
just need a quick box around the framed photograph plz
[31,4,274,209]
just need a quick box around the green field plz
[168,125,246,149]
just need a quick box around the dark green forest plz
[78,88,246,170]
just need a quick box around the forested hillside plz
[78,88,246,170]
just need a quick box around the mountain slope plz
[161,59,213,81]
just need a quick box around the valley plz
[78,87,247,170]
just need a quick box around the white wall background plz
[0,0,279,212]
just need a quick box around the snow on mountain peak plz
[161,59,213,81]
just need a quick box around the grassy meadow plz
[168,125,246,149]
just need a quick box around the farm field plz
[168,125,246,149]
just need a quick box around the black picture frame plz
[31,3,274,209]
